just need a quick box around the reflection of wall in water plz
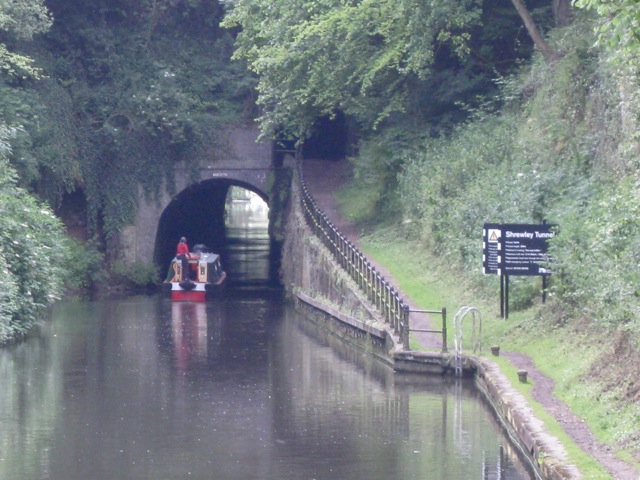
[268,309,532,480]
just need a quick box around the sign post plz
[483,223,555,318]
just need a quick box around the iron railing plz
[297,161,447,352]
[402,306,447,353]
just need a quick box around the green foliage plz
[0,0,52,77]
[0,78,81,206]
[0,124,17,157]
[0,0,52,39]
[350,15,640,325]
[61,238,106,290]
[112,260,160,288]
[0,156,70,344]
[0,43,41,77]
[341,126,424,224]
[222,0,482,139]
[574,0,640,66]
[550,176,640,331]
[396,112,573,310]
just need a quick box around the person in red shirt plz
[176,237,191,281]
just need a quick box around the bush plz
[112,260,160,289]
[550,176,640,332]
[0,157,71,344]
[61,238,107,291]
[341,126,424,225]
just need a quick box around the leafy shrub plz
[550,176,640,331]
[341,126,424,224]
[0,157,70,344]
[112,260,160,289]
[60,238,107,291]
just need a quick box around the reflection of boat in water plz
[171,302,207,371]
[163,244,226,302]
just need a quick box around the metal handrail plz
[297,160,447,352]
[401,306,447,353]
[297,162,407,329]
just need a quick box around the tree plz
[0,0,52,38]
[573,0,640,64]
[0,0,52,76]
[511,0,560,62]
[0,0,73,344]
[222,0,483,140]
[35,0,253,237]
[553,0,572,26]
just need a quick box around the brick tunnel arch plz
[153,178,274,285]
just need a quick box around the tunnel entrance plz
[154,181,281,288]
[302,111,350,160]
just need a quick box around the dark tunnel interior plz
[154,180,279,287]
[302,111,349,160]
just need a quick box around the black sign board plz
[502,223,554,276]
[482,223,555,318]
[483,223,554,276]
[483,222,556,319]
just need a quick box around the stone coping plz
[471,355,582,480]
[296,291,387,339]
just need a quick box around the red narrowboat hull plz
[170,289,207,302]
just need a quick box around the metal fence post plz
[441,307,447,353]
[402,304,410,350]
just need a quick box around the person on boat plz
[176,237,191,281]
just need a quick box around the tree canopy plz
[0,0,73,344]
[0,0,52,76]
[574,0,640,65]
[222,0,484,139]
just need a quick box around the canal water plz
[0,193,534,480]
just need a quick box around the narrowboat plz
[163,246,226,302]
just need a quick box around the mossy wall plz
[280,166,396,358]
